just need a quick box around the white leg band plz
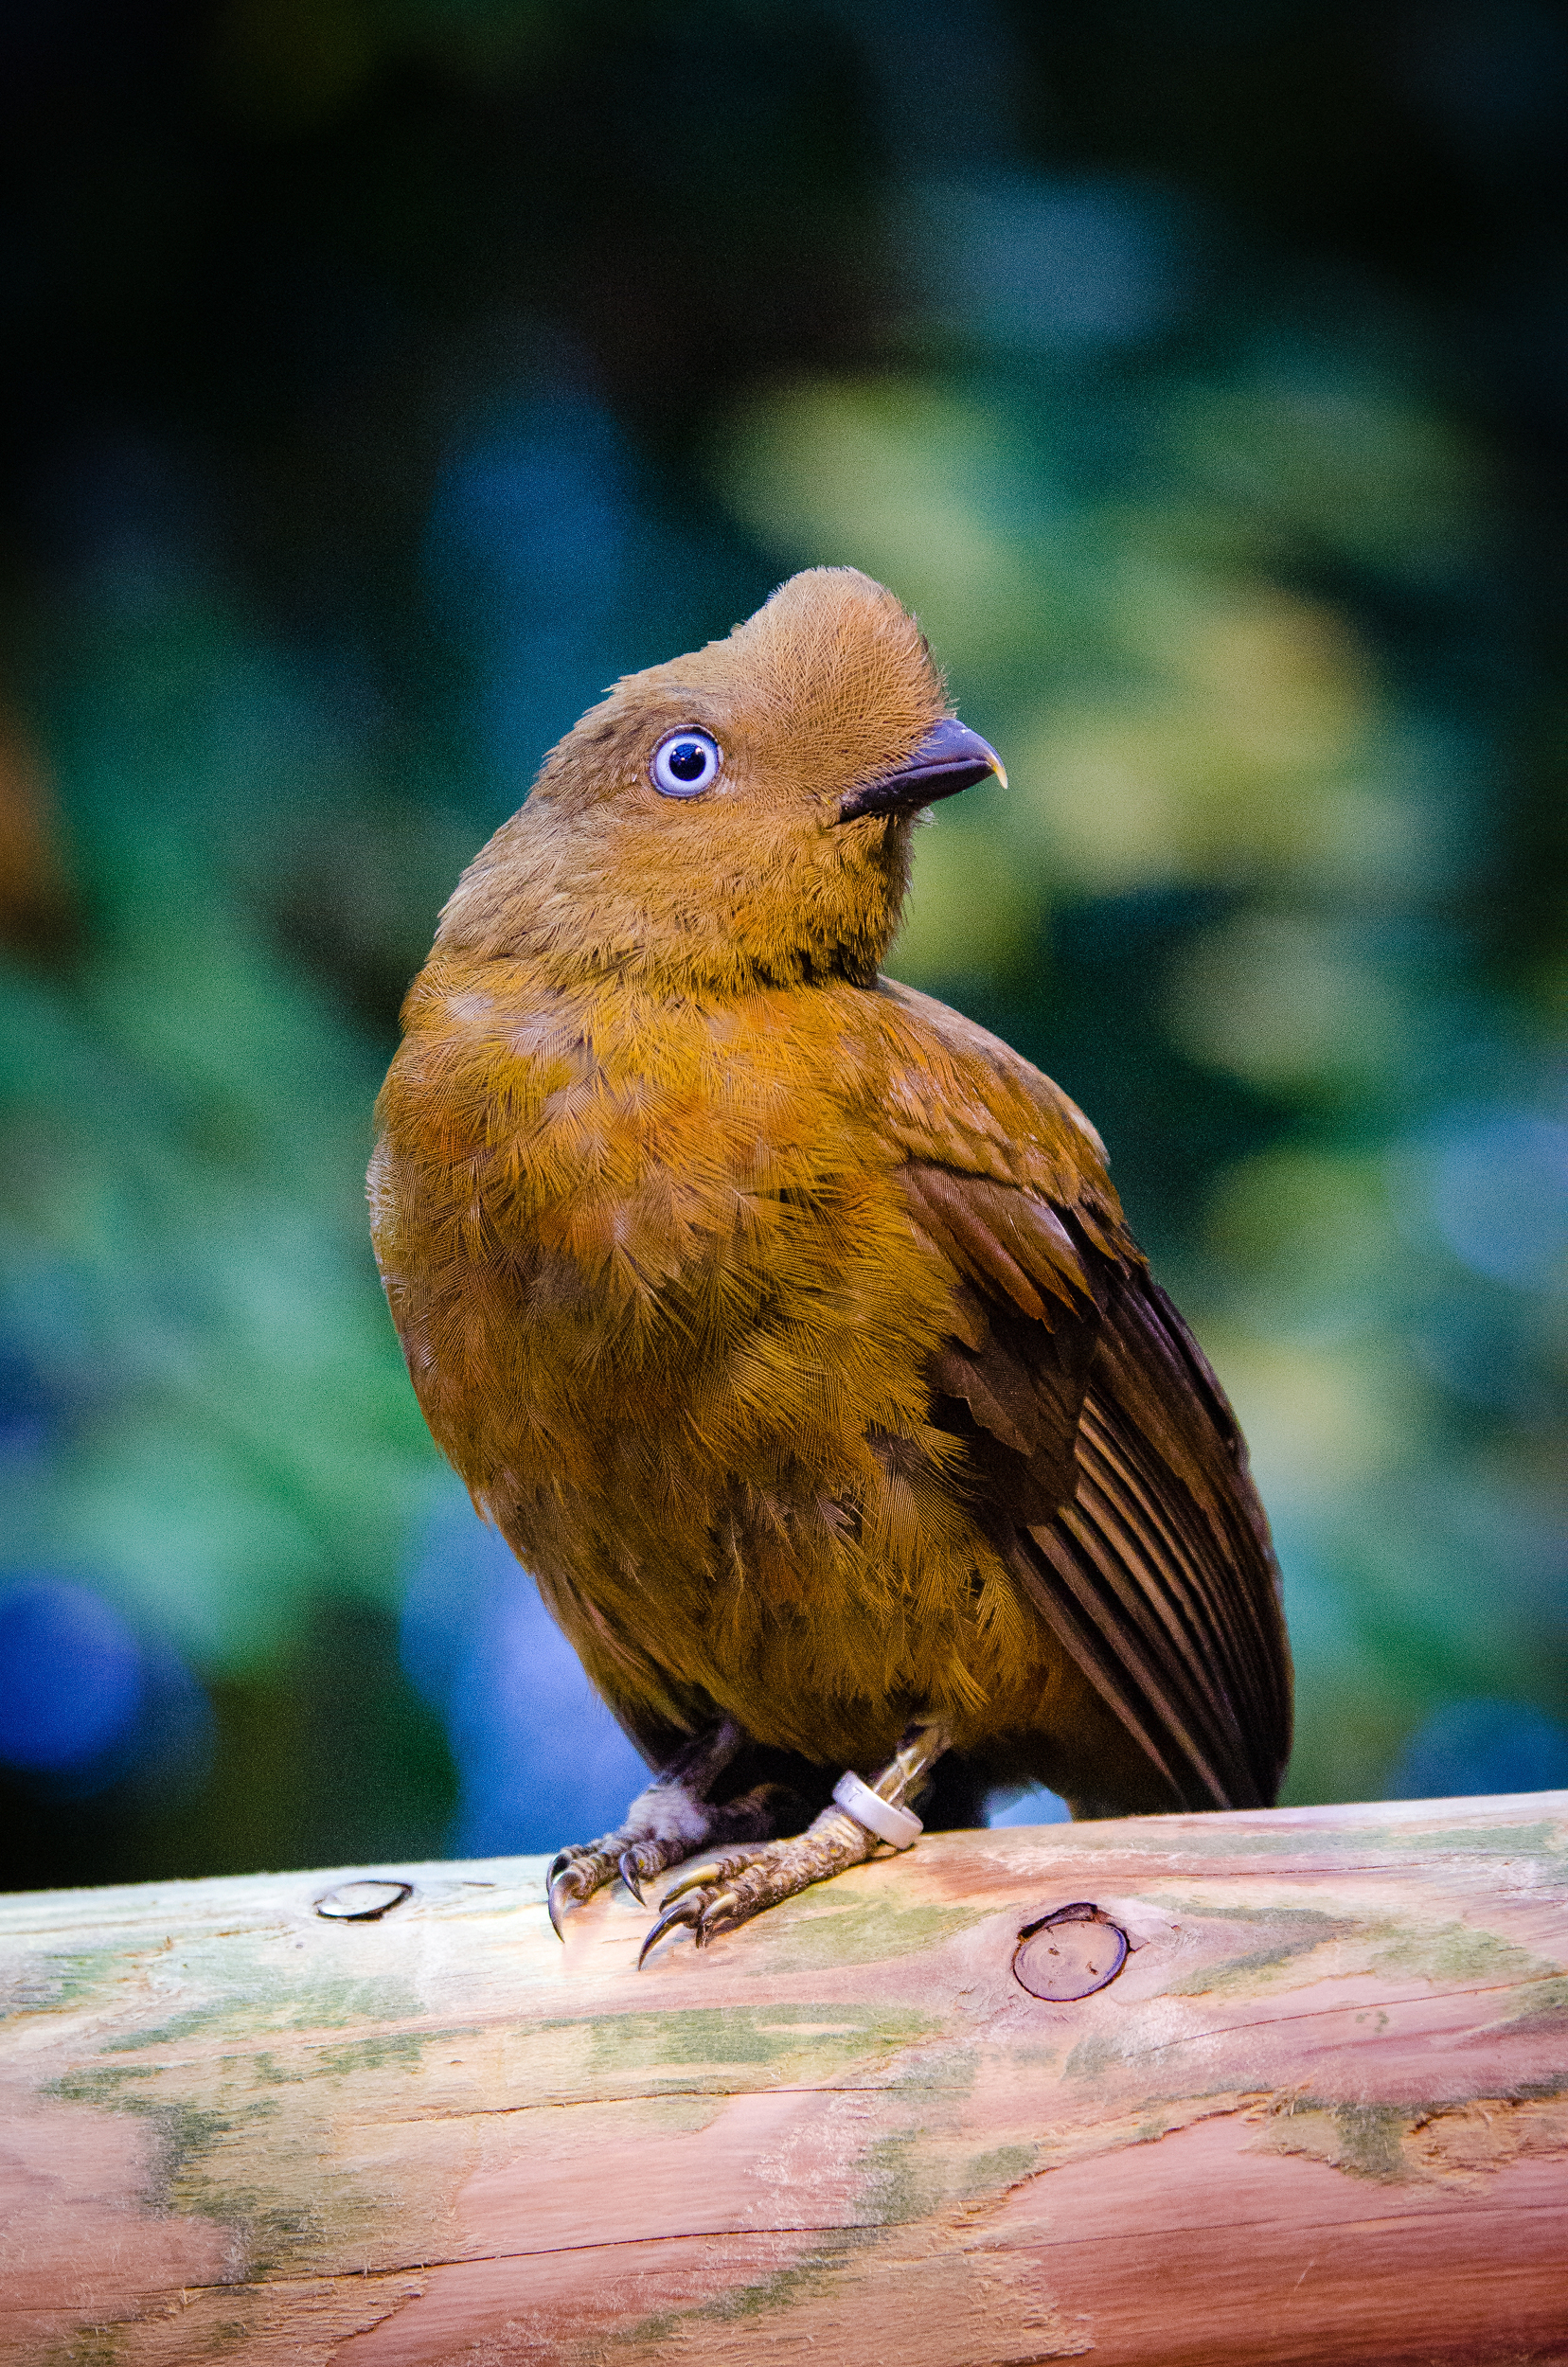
[833,1771,923,1850]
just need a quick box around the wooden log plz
[2,1792,1566,2367]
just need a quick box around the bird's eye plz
[650,728,721,799]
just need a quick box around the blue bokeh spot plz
[402,1492,650,1857]
[985,1782,1071,1827]
[0,1579,145,1773]
[1386,1697,1568,1800]
[1429,1112,1568,1288]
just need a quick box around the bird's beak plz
[836,717,1007,824]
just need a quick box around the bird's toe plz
[693,1889,741,1945]
[637,1811,877,1964]
[545,1842,626,1936]
[659,1853,744,1904]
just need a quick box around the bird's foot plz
[636,1713,951,1964]
[638,1806,879,1965]
[545,1719,791,1935]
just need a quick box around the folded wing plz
[879,985,1291,1812]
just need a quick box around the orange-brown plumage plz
[371,568,1291,1946]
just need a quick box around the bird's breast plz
[370,959,1060,1759]
[371,961,955,1510]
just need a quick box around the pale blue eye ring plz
[650,727,721,799]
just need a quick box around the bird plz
[369,565,1292,1963]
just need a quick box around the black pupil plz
[668,740,708,782]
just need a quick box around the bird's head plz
[435,567,1005,992]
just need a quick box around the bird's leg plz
[546,1717,790,1935]
[639,1715,951,1966]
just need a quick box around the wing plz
[878,980,1292,1812]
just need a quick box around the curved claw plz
[659,1859,723,1907]
[637,1895,704,1969]
[618,1849,646,1906]
[547,1853,588,1941]
[694,1889,740,1946]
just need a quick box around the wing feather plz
[1009,1271,1291,1809]
[891,1149,1286,1806]
[875,977,1290,1810]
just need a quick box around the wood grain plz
[2,1793,1565,2365]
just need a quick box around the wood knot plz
[314,1880,413,1922]
[1013,1900,1129,2001]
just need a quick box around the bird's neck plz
[435,809,913,997]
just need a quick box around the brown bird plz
[370,567,1291,1961]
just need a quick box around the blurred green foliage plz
[0,0,1563,1883]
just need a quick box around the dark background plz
[2,0,1564,1890]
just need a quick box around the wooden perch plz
[2,1792,1566,2366]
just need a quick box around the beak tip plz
[837,717,1007,825]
